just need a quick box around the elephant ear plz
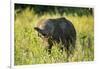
[34,27,47,36]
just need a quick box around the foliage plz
[15,3,94,16]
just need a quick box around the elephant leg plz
[47,45,52,54]
[63,40,70,61]
[47,39,53,54]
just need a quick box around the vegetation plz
[14,4,94,65]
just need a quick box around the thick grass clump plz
[14,8,94,65]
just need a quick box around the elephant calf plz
[34,17,76,55]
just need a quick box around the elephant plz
[34,17,76,55]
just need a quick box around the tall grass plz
[14,8,94,65]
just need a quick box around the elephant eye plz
[42,33,47,36]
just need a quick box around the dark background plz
[15,3,94,16]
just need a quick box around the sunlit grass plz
[14,8,94,65]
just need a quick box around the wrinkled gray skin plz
[34,17,76,55]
